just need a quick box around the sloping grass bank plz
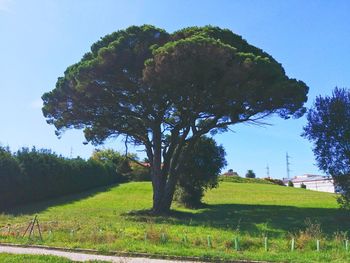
[1,182,349,262]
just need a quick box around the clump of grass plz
[293,218,324,250]
[193,237,203,246]
[333,231,348,243]
[144,222,169,244]
[145,226,159,242]
[71,230,116,244]
[239,237,259,251]
[181,233,188,245]
[224,239,233,249]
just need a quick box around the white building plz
[285,174,335,193]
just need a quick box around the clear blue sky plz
[1,0,349,179]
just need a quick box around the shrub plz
[288,181,294,187]
[0,147,22,207]
[91,149,147,181]
[245,170,256,178]
[0,147,124,210]
[130,162,151,181]
[300,183,307,189]
[219,176,274,184]
[0,146,21,179]
[174,136,227,208]
[263,178,285,186]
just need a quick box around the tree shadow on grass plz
[1,184,117,216]
[124,203,350,237]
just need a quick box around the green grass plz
[1,182,350,262]
[0,253,74,262]
[0,253,108,262]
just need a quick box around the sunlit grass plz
[0,253,74,262]
[1,182,349,262]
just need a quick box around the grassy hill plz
[1,181,350,262]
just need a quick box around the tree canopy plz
[42,25,309,213]
[303,87,350,208]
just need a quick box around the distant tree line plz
[0,147,126,210]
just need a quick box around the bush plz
[245,170,256,178]
[0,147,21,179]
[130,162,151,181]
[91,149,149,181]
[0,147,22,207]
[174,136,227,208]
[301,183,307,189]
[288,181,294,187]
[0,147,124,210]
[263,177,285,186]
[219,176,274,184]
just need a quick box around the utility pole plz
[266,164,270,178]
[286,152,291,179]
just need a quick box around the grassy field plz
[0,253,73,262]
[0,253,108,262]
[1,181,350,262]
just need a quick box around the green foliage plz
[116,159,132,176]
[0,147,20,180]
[91,149,124,165]
[129,162,151,181]
[219,175,274,184]
[288,181,294,187]
[91,148,151,181]
[263,177,285,186]
[0,147,123,210]
[303,88,350,208]
[0,147,22,207]
[91,148,139,179]
[245,170,256,179]
[301,183,307,189]
[174,136,226,208]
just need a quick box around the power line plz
[286,152,291,179]
[266,164,270,178]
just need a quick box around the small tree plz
[300,183,306,189]
[91,149,125,166]
[175,136,226,208]
[288,180,294,187]
[92,149,152,181]
[245,170,256,178]
[303,88,350,208]
[129,162,151,181]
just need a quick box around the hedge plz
[0,147,124,210]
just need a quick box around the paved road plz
[0,245,199,262]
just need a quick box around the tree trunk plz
[150,125,191,214]
[151,174,177,214]
[159,173,177,212]
[151,124,168,214]
[151,168,166,213]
